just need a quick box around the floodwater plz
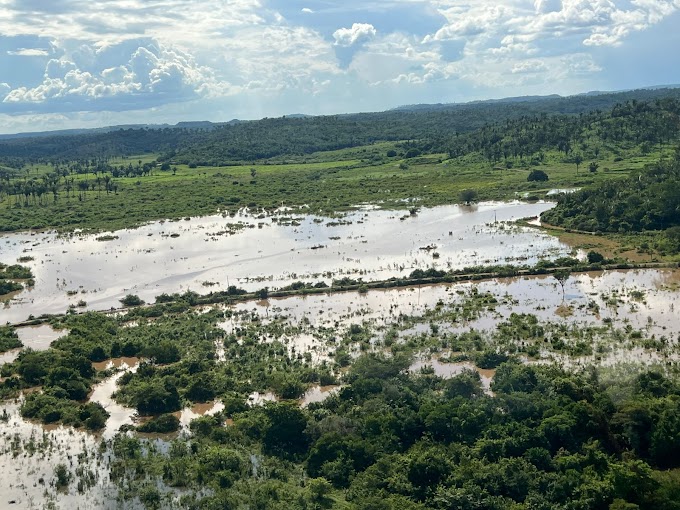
[410,357,496,393]
[224,268,680,369]
[1,325,66,366]
[300,385,342,406]
[89,361,139,439]
[0,202,566,323]
[1,204,679,509]
[0,401,120,509]
[16,324,67,350]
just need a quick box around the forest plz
[0,87,679,166]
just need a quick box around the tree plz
[54,464,71,490]
[527,169,549,182]
[587,251,605,264]
[120,294,144,307]
[574,153,583,174]
[552,269,571,300]
[459,189,478,205]
[589,161,599,173]
[262,402,310,458]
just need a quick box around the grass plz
[0,142,672,233]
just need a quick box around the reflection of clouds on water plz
[1,202,566,323]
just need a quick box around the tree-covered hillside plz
[542,147,680,249]
[2,87,680,166]
[445,98,680,164]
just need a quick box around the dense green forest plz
[543,147,680,250]
[1,88,679,166]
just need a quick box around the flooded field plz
[1,202,564,323]
[222,268,680,369]
[0,401,120,509]
[1,204,680,508]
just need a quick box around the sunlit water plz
[1,202,565,323]
[1,204,679,508]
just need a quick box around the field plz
[0,141,671,234]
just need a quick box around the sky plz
[1,0,679,134]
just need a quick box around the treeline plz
[1,88,680,166]
[543,147,680,246]
[0,127,206,164]
[446,97,680,164]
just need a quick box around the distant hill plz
[2,86,680,164]
[392,94,563,111]
[0,121,226,141]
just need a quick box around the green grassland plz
[0,141,670,233]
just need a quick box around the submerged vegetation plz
[0,262,34,296]
[2,274,680,508]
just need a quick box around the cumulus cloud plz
[425,5,512,41]
[333,23,377,47]
[1,39,230,113]
[331,23,378,69]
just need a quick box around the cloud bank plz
[0,0,678,132]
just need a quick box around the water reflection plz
[1,202,566,323]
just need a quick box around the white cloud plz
[301,7,314,14]
[2,39,232,113]
[511,59,547,74]
[333,23,377,47]
[6,48,50,56]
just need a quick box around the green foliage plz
[54,463,71,490]
[21,392,109,429]
[0,263,33,296]
[445,369,483,399]
[527,169,549,182]
[459,189,478,204]
[0,279,23,295]
[0,263,33,279]
[120,294,145,307]
[0,326,22,353]
[588,250,606,263]
[137,413,180,433]
[261,402,310,459]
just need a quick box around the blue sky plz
[0,0,679,133]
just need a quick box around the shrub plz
[527,169,549,182]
